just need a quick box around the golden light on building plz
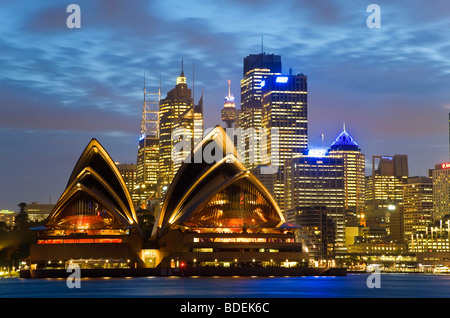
[159,62,203,189]
[328,127,365,215]
[239,53,282,169]
[432,163,450,221]
[403,176,433,241]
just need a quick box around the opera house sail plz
[30,139,144,270]
[146,126,307,269]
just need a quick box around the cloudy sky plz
[1,0,450,211]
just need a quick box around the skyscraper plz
[403,176,433,241]
[239,53,282,168]
[365,155,408,236]
[135,78,160,208]
[284,152,346,255]
[116,162,137,200]
[221,80,238,128]
[328,126,365,215]
[172,93,204,176]
[256,69,308,212]
[135,137,159,205]
[432,162,450,221]
[260,69,308,167]
[158,62,203,191]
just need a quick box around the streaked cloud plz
[0,0,449,210]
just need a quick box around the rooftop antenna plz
[261,34,264,54]
[200,87,204,114]
[193,59,195,104]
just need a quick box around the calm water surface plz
[1,273,450,298]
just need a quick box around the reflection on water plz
[1,274,450,298]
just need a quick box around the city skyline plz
[1,0,450,211]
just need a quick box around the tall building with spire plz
[328,125,365,216]
[158,60,204,193]
[284,126,364,255]
[221,80,238,128]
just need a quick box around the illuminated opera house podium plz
[30,139,144,270]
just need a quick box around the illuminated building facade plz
[252,69,308,213]
[146,126,307,268]
[0,210,15,228]
[239,53,281,168]
[30,139,144,270]
[25,202,55,222]
[115,163,137,204]
[284,152,346,255]
[260,70,308,167]
[135,80,160,208]
[346,226,408,257]
[409,218,450,258]
[159,65,203,190]
[432,163,450,221]
[403,176,433,242]
[328,127,365,215]
[135,137,159,205]
[346,240,408,255]
[365,155,408,233]
[172,95,204,176]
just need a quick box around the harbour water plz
[1,273,449,298]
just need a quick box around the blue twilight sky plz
[1,0,450,211]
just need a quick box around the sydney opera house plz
[28,126,316,276]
